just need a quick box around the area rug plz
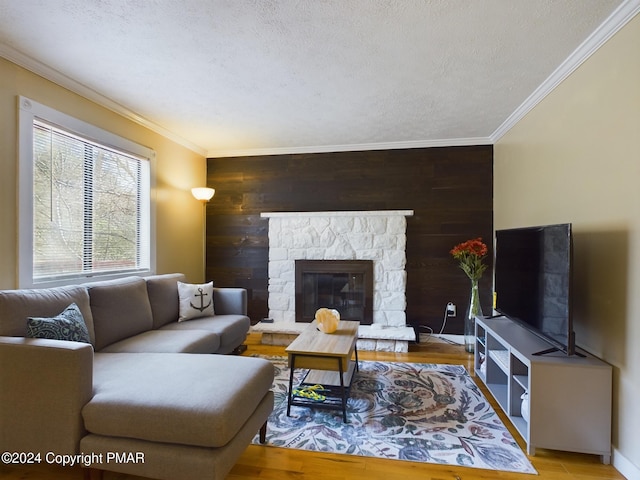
[252,357,536,474]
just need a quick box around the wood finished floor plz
[0,333,625,480]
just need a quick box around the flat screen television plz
[494,223,576,356]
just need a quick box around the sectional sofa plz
[0,273,275,480]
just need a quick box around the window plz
[18,96,155,287]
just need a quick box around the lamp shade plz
[191,187,215,201]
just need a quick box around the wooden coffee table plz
[285,320,359,422]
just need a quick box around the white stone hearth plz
[251,321,416,353]
[260,210,414,351]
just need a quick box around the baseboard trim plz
[416,333,465,346]
[613,447,639,480]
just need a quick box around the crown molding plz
[206,136,492,158]
[0,44,207,157]
[491,0,640,142]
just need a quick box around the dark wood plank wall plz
[205,145,493,334]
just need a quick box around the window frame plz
[18,96,156,288]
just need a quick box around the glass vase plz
[464,279,483,353]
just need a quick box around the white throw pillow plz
[177,281,215,322]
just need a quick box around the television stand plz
[474,316,612,463]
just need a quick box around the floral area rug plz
[252,357,536,474]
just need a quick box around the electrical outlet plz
[446,302,456,317]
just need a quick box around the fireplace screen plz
[295,260,373,324]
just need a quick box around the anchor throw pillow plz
[177,281,215,322]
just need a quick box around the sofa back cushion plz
[0,285,95,345]
[145,273,185,328]
[87,277,153,351]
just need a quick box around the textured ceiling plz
[0,0,631,157]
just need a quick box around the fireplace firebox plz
[295,260,373,324]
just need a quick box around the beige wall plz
[495,14,640,474]
[0,58,207,288]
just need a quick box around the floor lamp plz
[191,187,215,280]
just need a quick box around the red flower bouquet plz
[450,237,488,281]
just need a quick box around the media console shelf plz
[475,316,612,463]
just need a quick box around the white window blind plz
[18,96,155,287]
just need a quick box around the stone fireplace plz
[254,210,416,352]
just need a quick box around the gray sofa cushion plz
[80,390,274,480]
[88,277,153,351]
[145,273,185,329]
[0,285,95,344]
[84,353,275,448]
[160,315,250,354]
[212,287,247,315]
[98,329,220,353]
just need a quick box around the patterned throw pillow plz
[26,303,91,344]
[177,281,215,322]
